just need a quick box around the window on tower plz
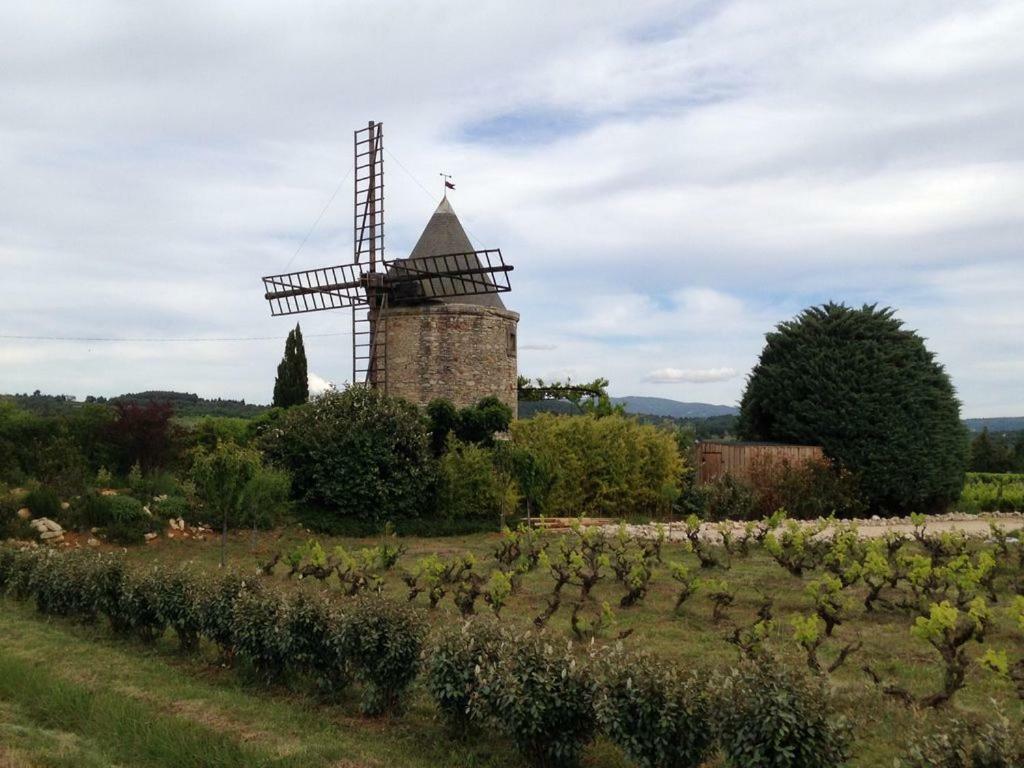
[507,330,517,357]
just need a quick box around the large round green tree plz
[738,303,968,514]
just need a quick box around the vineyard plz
[2,513,1023,767]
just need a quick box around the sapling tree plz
[702,578,735,623]
[190,442,287,568]
[670,561,699,613]
[805,574,848,637]
[763,518,828,577]
[865,598,992,708]
[791,614,862,675]
[683,515,726,570]
[979,596,1024,700]
[493,524,547,592]
[822,521,865,588]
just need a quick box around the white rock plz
[144,532,158,541]
[60,501,70,510]
[40,530,64,541]
[86,538,101,547]
[17,507,31,520]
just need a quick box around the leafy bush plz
[155,568,205,652]
[425,619,505,731]
[151,495,193,522]
[23,485,61,520]
[68,492,156,544]
[29,550,102,620]
[476,633,599,768]
[436,439,518,520]
[698,474,757,521]
[198,573,260,662]
[959,473,1024,513]
[190,442,290,534]
[260,387,433,526]
[281,591,349,697]
[107,495,158,545]
[230,588,289,684]
[598,651,715,768]
[0,489,33,540]
[747,455,866,519]
[738,303,969,515]
[899,710,1024,767]
[427,396,513,452]
[93,555,132,635]
[712,659,851,768]
[510,413,683,518]
[342,595,426,715]
[119,568,167,643]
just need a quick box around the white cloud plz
[0,1,1021,416]
[645,367,738,384]
[307,372,335,397]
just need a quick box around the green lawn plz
[2,527,1022,767]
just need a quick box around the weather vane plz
[440,172,455,196]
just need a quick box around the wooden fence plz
[695,441,825,486]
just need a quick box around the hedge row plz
[426,620,851,768]
[0,546,424,716]
[0,545,854,767]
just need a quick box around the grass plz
[2,524,1023,767]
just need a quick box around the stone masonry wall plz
[375,303,519,415]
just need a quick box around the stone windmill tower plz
[262,121,519,414]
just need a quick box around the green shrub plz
[260,387,433,527]
[425,619,505,731]
[598,651,715,768]
[281,591,350,697]
[190,442,291,534]
[747,455,866,519]
[699,475,757,521]
[437,439,517,520]
[68,492,156,544]
[510,413,683,518]
[93,555,132,635]
[120,568,167,643]
[959,473,1024,513]
[0,490,33,540]
[23,485,62,520]
[151,495,193,522]
[106,495,158,545]
[199,573,260,662]
[230,588,290,684]
[476,633,599,768]
[713,660,851,768]
[155,568,205,653]
[899,710,1024,767]
[5,547,45,601]
[343,595,426,715]
[30,550,102,621]
[738,303,968,515]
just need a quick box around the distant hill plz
[964,417,1024,434]
[610,396,739,419]
[2,390,268,420]
[518,396,738,419]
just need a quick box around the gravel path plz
[612,512,1024,543]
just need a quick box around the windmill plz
[262,121,514,391]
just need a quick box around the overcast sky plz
[1,1,1022,417]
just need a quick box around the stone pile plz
[28,517,65,543]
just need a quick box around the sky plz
[1,1,1022,417]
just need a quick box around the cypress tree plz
[272,324,309,408]
[738,303,968,515]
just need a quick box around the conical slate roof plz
[389,197,506,309]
